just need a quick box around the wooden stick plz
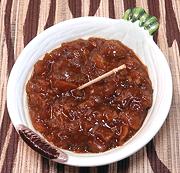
[77,64,126,90]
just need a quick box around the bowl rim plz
[7,16,173,167]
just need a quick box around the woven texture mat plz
[0,0,179,173]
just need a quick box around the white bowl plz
[7,16,172,167]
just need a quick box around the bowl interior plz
[7,17,172,166]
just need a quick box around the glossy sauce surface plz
[26,38,153,153]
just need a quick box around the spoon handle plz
[78,64,126,90]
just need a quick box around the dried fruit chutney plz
[26,37,153,153]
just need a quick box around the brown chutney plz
[26,37,153,153]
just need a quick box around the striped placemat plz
[0,0,179,173]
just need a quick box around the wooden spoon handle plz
[78,64,126,90]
